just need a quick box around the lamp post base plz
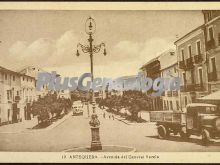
[90,126,102,151]
[89,110,102,151]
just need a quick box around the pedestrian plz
[109,114,111,119]
[112,114,114,120]
[103,112,106,118]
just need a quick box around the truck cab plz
[186,103,220,145]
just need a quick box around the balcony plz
[172,91,178,97]
[185,57,194,70]
[179,60,186,69]
[181,84,195,92]
[206,39,216,51]
[181,83,205,92]
[208,71,218,81]
[194,54,203,64]
[194,84,205,91]
[167,91,172,97]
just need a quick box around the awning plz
[198,90,220,101]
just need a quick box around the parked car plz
[72,100,83,116]
[150,103,220,145]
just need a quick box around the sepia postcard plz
[1,1,220,163]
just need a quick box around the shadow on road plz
[146,135,220,147]
[30,122,51,129]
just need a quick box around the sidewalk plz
[100,108,156,126]
[0,111,73,134]
[0,117,38,133]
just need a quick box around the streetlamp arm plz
[93,43,105,53]
[77,43,90,53]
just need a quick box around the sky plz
[0,10,204,78]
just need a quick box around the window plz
[167,100,169,109]
[208,26,214,41]
[7,90,10,100]
[176,101,179,110]
[8,109,10,120]
[170,101,173,110]
[5,74,7,80]
[23,76,25,81]
[185,96,188,107]
[210,57,216,72]
[196,41,201,55]
[164,100,166,110]
[188,45,192,57]
[181,49,185,61]
[13,76,15,81]
[17,91,19,96]
[207,11,212,21]
[198,68,203,84]
[182,72,186,85]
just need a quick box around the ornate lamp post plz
[76,17,106,151]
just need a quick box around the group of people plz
[102,108,115,120]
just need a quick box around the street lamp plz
[76,16,106,151]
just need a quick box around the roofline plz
[0,66,21,76]
[0,66,35,79]
[140,57,160,70]
[174,24,204,45]
[140,49,175,70]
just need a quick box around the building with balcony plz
[0,66,36,125]
[140,56,162,111]
[19,66,49,98]
[202,10,220,92]
[159,49,180,111]
[174,24,209,109]
[19,73,36,120]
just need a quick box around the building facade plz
[20,74,36,120]
[202,10,220,93]
[175,24,209,110]
[159,49,180,111]
[0,66,36,124]
[140,57,163,111]
[19,66,49,98]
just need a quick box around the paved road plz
[0,106,220,152]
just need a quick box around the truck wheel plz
[158,125,167,139]
[180,131,190,139]
[166,127,170,137]
[201,129,210,146]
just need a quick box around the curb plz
[44,112,72,131]
[115,117,131,125]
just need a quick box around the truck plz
[150,103,220,145]
[72,100,84,116]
